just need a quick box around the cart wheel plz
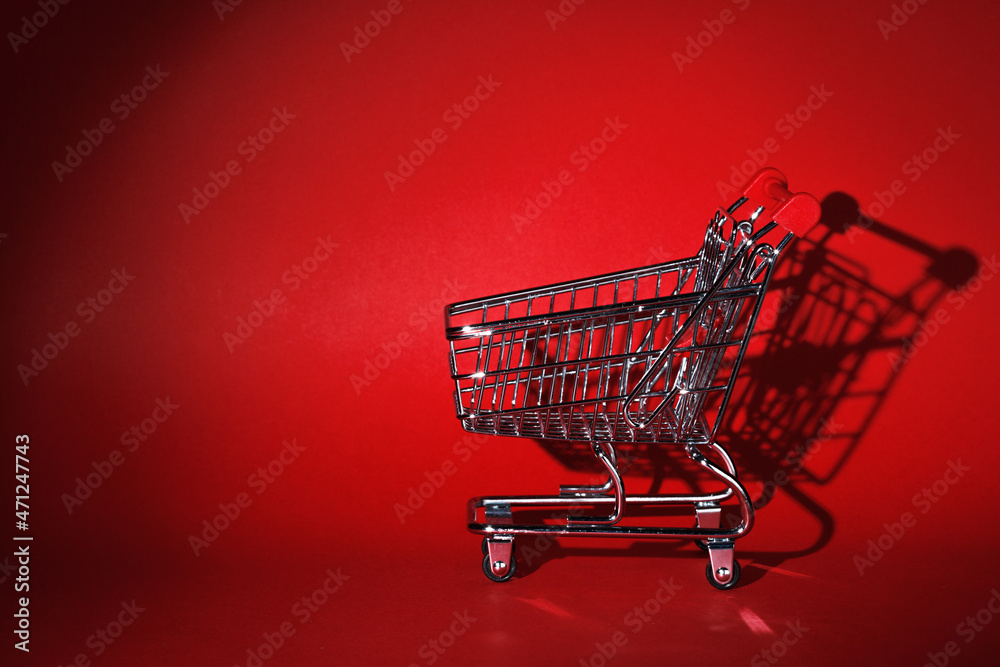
[482,536,514,556]
[705,559,741,590]
[482,553,517,583]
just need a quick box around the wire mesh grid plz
[446,204,781,444]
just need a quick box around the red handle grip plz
[740,167,821,237]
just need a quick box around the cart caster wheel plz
[482,536,514,556]
[483,553,517,583]
[706,559,740,590]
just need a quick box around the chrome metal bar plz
[621,222,778,429]
[467,439,752,539]
[468,522,747,540]
[446,257,701,323]
[559,441,618,496]
[686,442,754,535]
[471,490,733,510]
[568,442,626,525]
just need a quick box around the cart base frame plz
[469,441,754,589]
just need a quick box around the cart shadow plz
[520,191,979,583]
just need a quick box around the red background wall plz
[3,0,1000,665]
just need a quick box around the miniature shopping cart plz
[443,168,821,589]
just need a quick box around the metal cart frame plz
[443,168,820,588]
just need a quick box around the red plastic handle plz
[740,167,821,237]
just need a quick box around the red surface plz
[4,1,1000,665]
